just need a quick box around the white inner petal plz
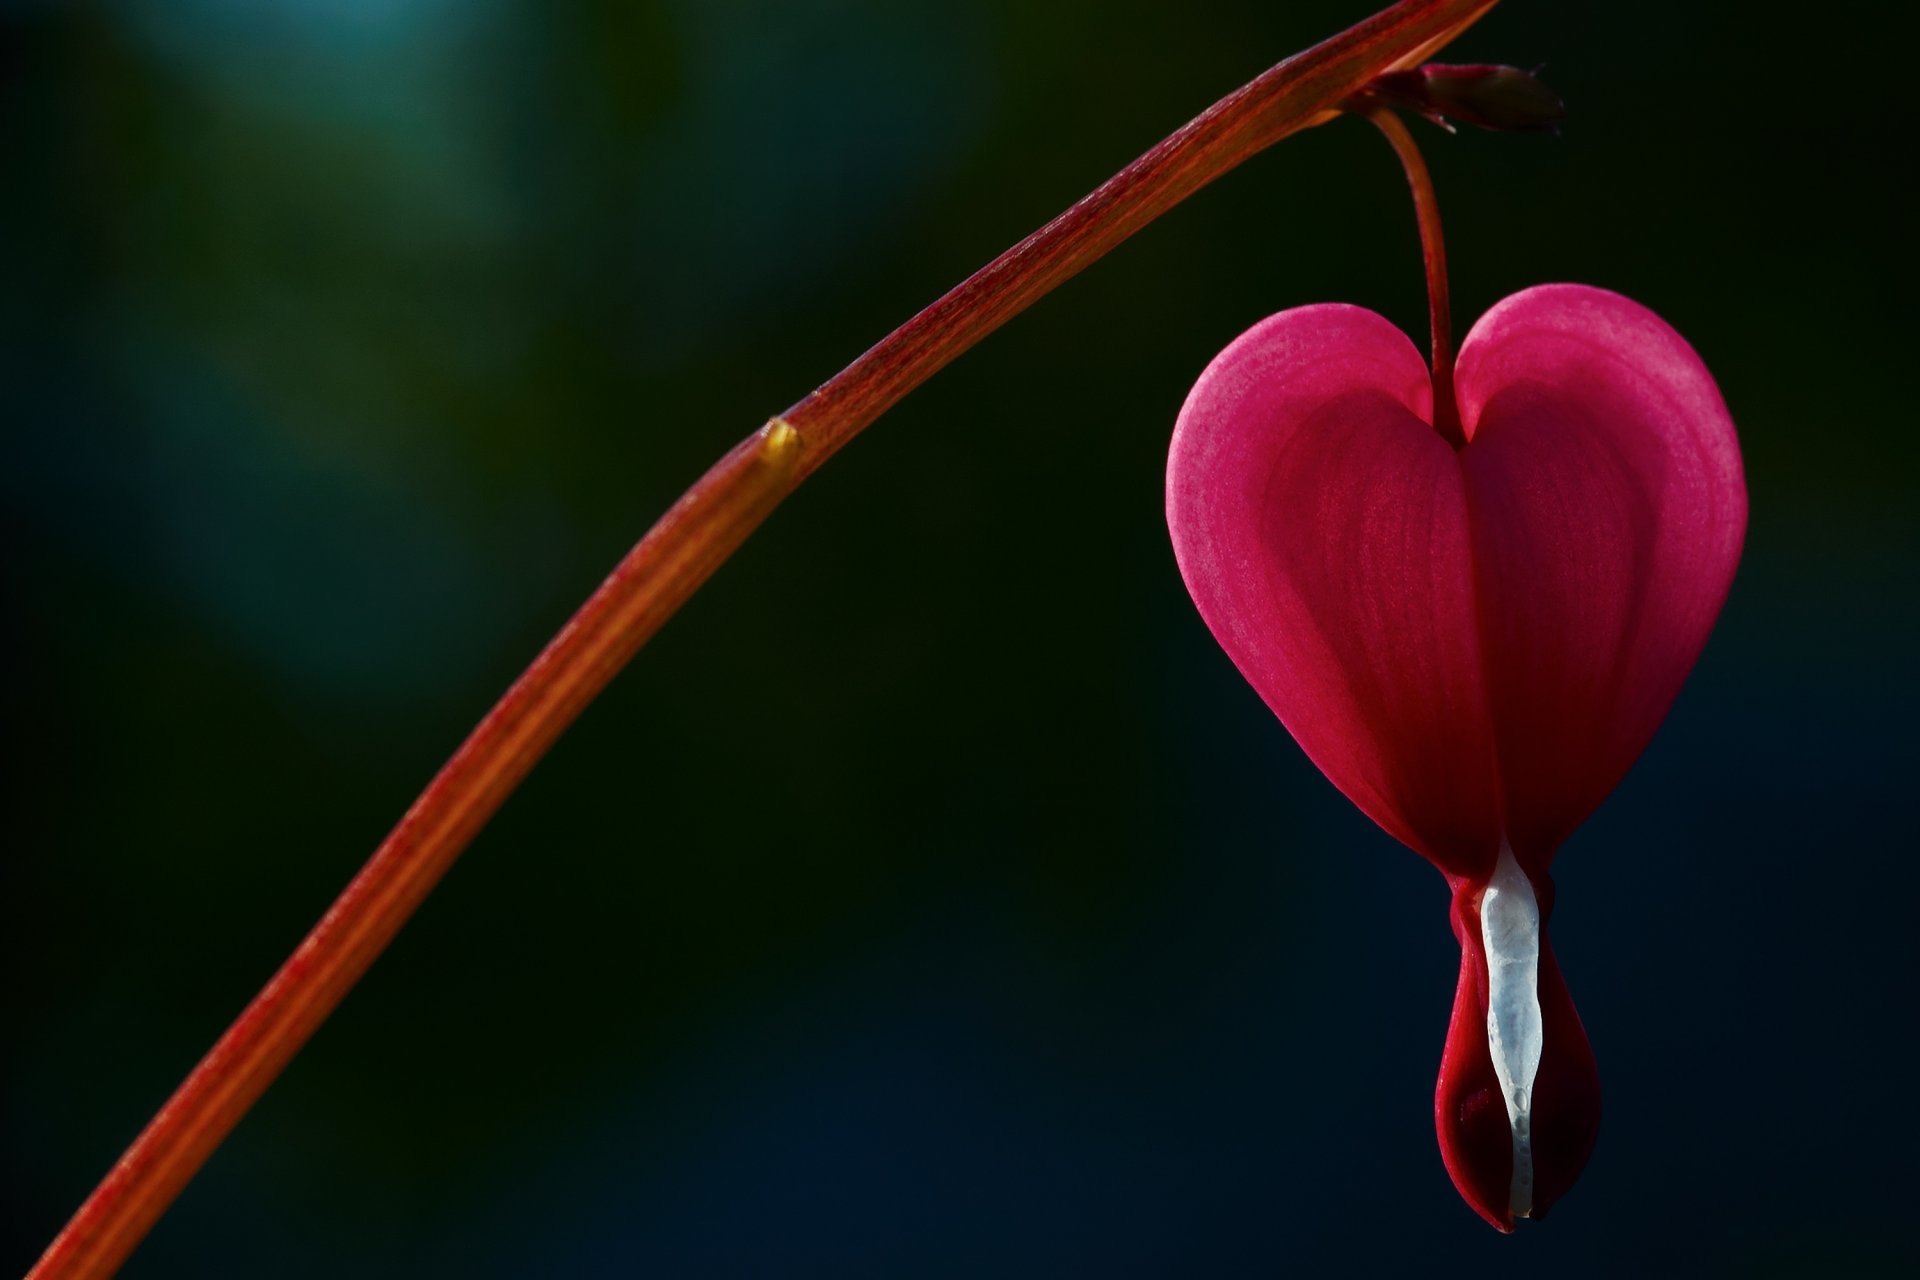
[1480,840,1544,1219]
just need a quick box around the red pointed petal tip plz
[1436,875,1600,1231]
[1167,285,1745,1226]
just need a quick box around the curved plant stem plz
[30,3,1497,1276]
[1364,106,1463,445]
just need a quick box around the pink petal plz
[1167,305,1501,879]
[1455,285,1748,869]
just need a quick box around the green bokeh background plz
[5,1,1915,1274]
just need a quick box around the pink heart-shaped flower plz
[1166,283,1746,1228]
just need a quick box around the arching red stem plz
[1364,107,1463,446]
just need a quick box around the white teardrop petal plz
[1480,841,1543,1219]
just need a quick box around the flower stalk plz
[1363,105,1463,445]
[30,3,1500,1275]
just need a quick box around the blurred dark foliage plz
[4,1,1915,1275]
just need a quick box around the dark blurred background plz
[4,0,1914,1275]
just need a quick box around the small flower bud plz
[1364,63,1565,134]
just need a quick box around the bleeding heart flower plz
[1166,283,1746,1228]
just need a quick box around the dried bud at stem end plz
[1358,63,1565,134]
